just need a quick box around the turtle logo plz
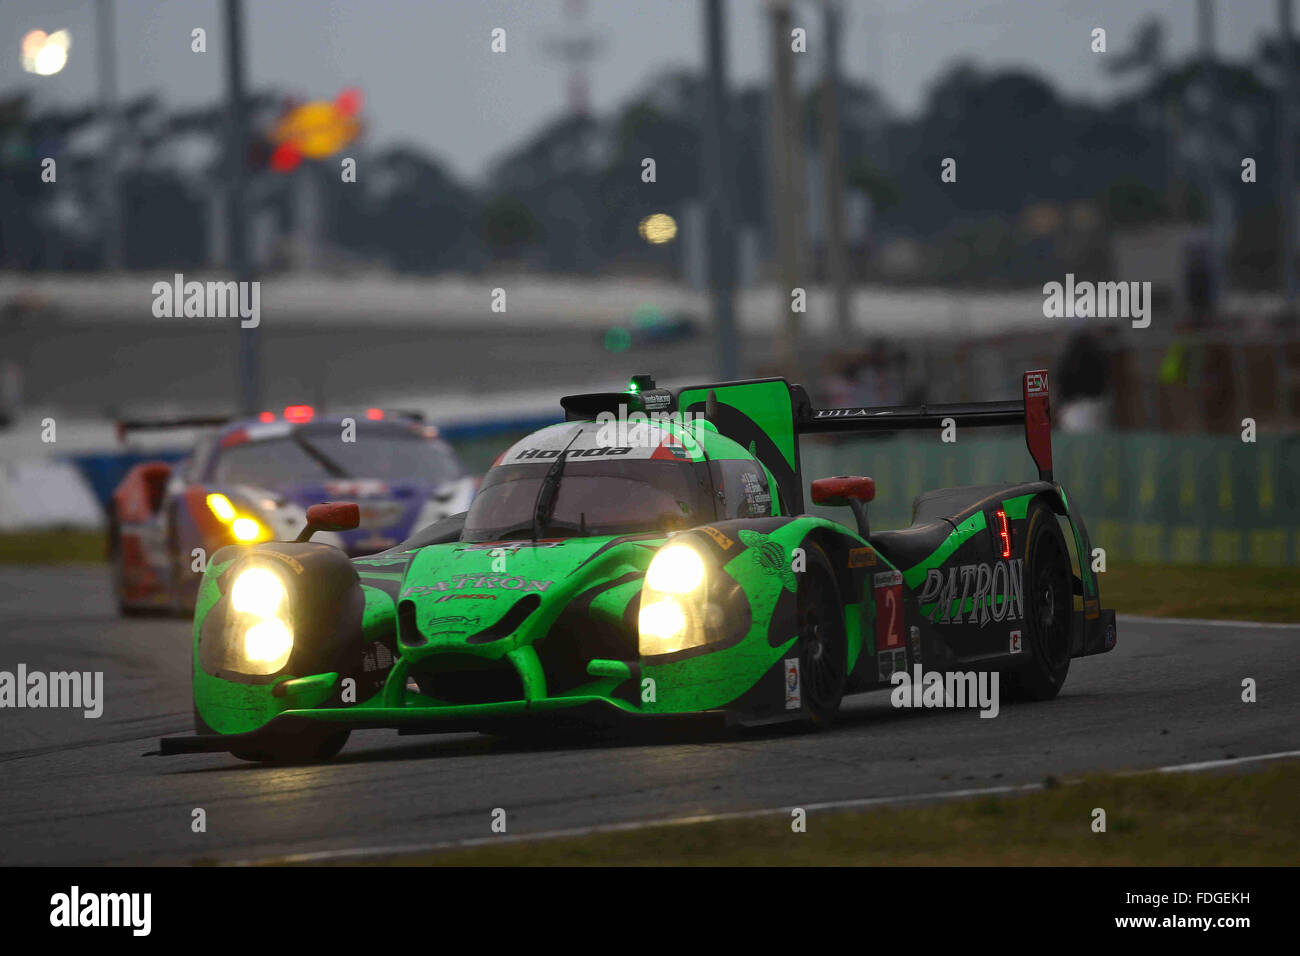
[738,529,797,592]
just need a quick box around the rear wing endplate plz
[795,369,1054,482]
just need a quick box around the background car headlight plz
[645,544,705,593]
[231,517,266,541]
[207,492,271,543]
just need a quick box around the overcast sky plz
[0,0,1284,184]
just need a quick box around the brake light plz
[258,410,275,423]
[366,407,384,420]
[284,404,314,423]
[995,509,1012,558]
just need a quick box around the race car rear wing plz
[560,370,1053,513]
[794,369,1054,482]
[115,415,230,443]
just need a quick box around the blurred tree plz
[482,195,542,260]
[1099,180,1169,225]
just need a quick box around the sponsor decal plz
[874,569,905,651]
[908,624,922,664]
[737,469,772,513]
[401,575,552,596]
[849,547,876,568]
[423,614,481,633]
[1105,622,1116,649]
[257,550,304,574]
[640,389,674,411]
[458,540,563,552]
[699,526,734,550]
[1084,597,1100,620]
[1009,629,1023,654]
[753,540,785,574]
[1025,370,1049,396]
[515,445,632,460]
[783,657,801,709]
[739,529,797,590]
[434,593,497,603]
[877,647,907,681]
[361,641,394,673]
[917,559,1024,627]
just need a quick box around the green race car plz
[160,370,1116,763]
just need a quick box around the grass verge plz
[1102,563,1300,622]
[353,761,1300,866]
[0,528,104,564]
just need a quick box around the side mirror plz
[810,476,875,538]
[296,501,360,542]
[811,476,876,506]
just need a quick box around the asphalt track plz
[0,563,1296,865]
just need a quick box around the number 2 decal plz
[874,570,904,650]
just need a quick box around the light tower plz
[544,0,604,116]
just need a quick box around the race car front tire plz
[796,544,848,727]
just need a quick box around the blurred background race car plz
[108,406,474,615]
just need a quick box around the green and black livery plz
[161,369,1116,762]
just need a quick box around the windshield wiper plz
[532,428,582,542]
[293,432,351,479]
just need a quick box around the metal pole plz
[1282,0,1296,315]
[96,0,122,270]
[768,0,801,375]
[224,0,258,414]
[703,0,738,380]
[1198,0,1224,323]
[819,0,850,339]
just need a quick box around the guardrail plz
[802,430,1300,567]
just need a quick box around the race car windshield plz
[462,460,715,542]
[212,430,463,487]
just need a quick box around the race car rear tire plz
[1013,500,1072,701]
[796,544,847,728]
[231,726,351,764]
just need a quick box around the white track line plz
[1150,750,1300,774]
[1117,614,1299,631]
[245,750,1300,866]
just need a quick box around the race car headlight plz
[639,542,715,657]
[645,544,705,593]
[225,565,294,674]
[638,597,706,656]
[230,566,285,617]
[242,618,293,667]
